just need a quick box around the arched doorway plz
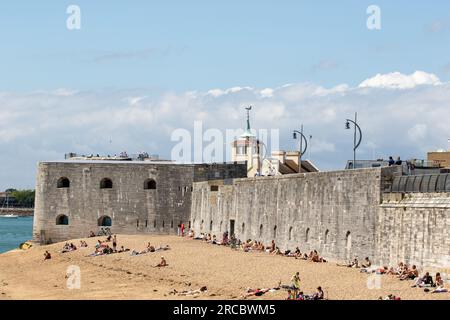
[98,215,112,227]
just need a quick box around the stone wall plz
[33,161,246,244]
[191,167,450,269]
[191,167,400,262]
[378,193,450,269]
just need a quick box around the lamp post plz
[345,112,362,169]
[293,124,308,173]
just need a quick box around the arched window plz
[144,179,156,190]
[162,220,165,228]
[200,219,204,231]
[305,228,310,243]
[98,215,112,226]
[171,220,174,228]
[56,214,69,225]
[288,226,293,241]
[100,178,113,189]
[210,220,213,231]
[154,220,156,228]
[241,222,245,233]
[259,224,263,237]
[57,177,70,188]
[219,221,223,231]
[324,229,329,244]
[273,225,277,239]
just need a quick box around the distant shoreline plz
[0,208,34,217]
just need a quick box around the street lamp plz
[345,112,362,169]
[293,124,308,173]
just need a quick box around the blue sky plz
[1,1,449,92]
[1,1,450,190]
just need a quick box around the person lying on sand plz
[89,231,96,238]
[44,251,51,260]
[155,244,170,251]
[155,256,168,267]
[146,242,155,253]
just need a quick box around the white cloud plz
[359,71,442,89]
[1,70,450,189]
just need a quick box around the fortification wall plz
[33,161,246,244]
[191,167,399,262]
[191,167,450,269]
[377,193,450,270]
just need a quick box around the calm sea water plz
[0,216,33,253]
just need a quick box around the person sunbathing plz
[386,266,396,275]
[155,244,170,251]
[266,240,276,253]
[44,251,52,260]
[293,247,301,258]
[400,265,418,280]
[412,272,433,287]
[89,231,96,237]
[146,242,155,253]
[432,273,448,293]
[62,243,70,253]
[313,286,324,300]
[155,256,168,267]
[361,257,371,268]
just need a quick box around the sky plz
[1,1,450,190]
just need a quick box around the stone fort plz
[34,161,450,270]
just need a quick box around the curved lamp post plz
[345,112,362,169]
[293,124,308,173]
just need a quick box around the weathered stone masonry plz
[190,167,450,269]
[33,161,247,244]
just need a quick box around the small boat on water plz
[0,214,19,218]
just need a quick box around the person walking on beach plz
[291,272,301,294]
[181,223,185,237]
[112,235,117,252]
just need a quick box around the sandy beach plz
[0,234,448,300]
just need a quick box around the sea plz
[0,216,33,254]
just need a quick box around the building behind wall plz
[33,160,247,244]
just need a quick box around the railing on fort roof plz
[388,173,450,193]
